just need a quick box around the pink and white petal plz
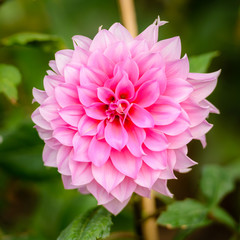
[71,47,90,66]
[166,129,193,149]
[104,66,125,91]
[42,144,58,167]
[190,120,213,139]
[174,148,197,171]
[53,127,76,146]
[39,97,59,122]
[87,181,114,205]
[72,35,92,49]
[62,175,77,189]
[111,147,142,179]
[88,136,111,167]
[142,146,167,170]
[97,87,116,104]
[55,49,73,75]
[159,150,177,179]
[110,177,136,202]
[96,120,106,140]
[188,70,220,102]
[125,120,146,157]
[34,126,52,140]
[109,23,133,42]
[77,86,98,107]
[128,40,149,58]
[134,163,160,188]
[152,179,173,197]
[59,105,84,127]
[43,75,64,96]
[165,55,189,80]
[32,88,47,104]
[69,160,93,186]
[128,104,154,128]
[44,138,61,149]
[151,36,181,60]
[55,84,79,108]
[135,17,167,48]
[72,133,91,162]
[78,186,90,194]
[85,103,107,120]
[134,80,160,108]
[78,115,99,136]
[135,186,151,198]
[64,64,80,85]
[50,116,68,129]
[103,197,131,216]
[144,129,168,151]
[147,96,181,125]
[115,74,135,100]
[56,146,71,175]
[89,29,118,52]
[199,99,219,114]
[105,118,128,151]
[32,108,52,130]
[49,60,60,75]
[92,160,125,193]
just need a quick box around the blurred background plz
[0,0,239,239]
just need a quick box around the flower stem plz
[117,0,138,37]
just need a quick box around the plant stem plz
[117,0,138,37]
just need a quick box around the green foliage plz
[0,64,21,102]
[189,51,219,73]
[57,207,112,240]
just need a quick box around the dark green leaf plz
[173,228,196,240]
[0,64,21,102]
[224,160,240,181]
[57,207,112,240]
[157,199,211,229]
[200,165,235,206]
[189,51,219,73]
[209,206,237,230]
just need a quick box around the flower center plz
[106,99,129,122]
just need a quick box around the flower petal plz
[78,115,99,136]
[85,103,107,120]
[103,197,130,215]
[55,49,73,75]
[56,146,71,175]
[32,108,52,130]
[152,179,173,197]
[115,74,135,100]
[32,88,47,104]
[109,23,133,42]
[53,127,76,146]
[77,86,98,107]
[144,129,168,151]
[42,145,58,167]
[97,87,116,104]
[72,35,92,49]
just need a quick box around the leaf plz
[209,206,237,230]
[57,207,112,240]
[157,199,211,229]
[189,51,219,73]
[173,228,196,240]
[0,64,21,102]
[224,159,240,181]
[1,32,65,50]
[200,165,235,206]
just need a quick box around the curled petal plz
[72,35,92,49]
[190,120,213,139]
[32,88,47,104]
[55,49,73,75]
[174,148,197,171]
[42,145,58,167]
[62,175,77,189]
[103,197,130,216]
[152,179,173,197]
[32,108,52,130]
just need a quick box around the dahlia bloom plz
[32,18,220,215]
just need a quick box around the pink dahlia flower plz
[32,18,220,215]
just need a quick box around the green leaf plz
[0,64,21,102]
[225,160,240,181]
[209,206,237,230]
[157,199,211,229]
[189,51,219,73]
[1,32,64,50]
[200,165,235,206]
[57,207,112,240]
[173,228,196,240]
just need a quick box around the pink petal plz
[42,145,58,167]
[125,120,146,157]
[128,104,154,128]
[69,160,93,186]
[190,120,213,139]
[135,17,167,48]
[200,99,220,114]
[53,127,76,146]
[78,115,99,136]
[32,108,52,130]
[88,136,111,167]
[152,179,173,197]
[32,88,47,104]
[134,163,160,188]
[59,105,84,127]
[144,129,168,151]
[147,96,181,125]
[55,83,79,108]
[110,177,136,202]
[104,66,124,91]
[115,74,135,100]
[97,87,116,104]
[43,75,64,96]
[64,64,80,85]
[77,86,98,107]
[92,160,125,192]
[56,146,71,175]
[105,117,128,151]
[39,97,59,122]
[174,148,197,171]
[151,36,181,60]
[142,146,167,170]
[103,197,130,215]
[49,60,60,75]
[34,126,52,140]
[72,35,92,49]
[165,55,189,80]
[135,186,151,198]
[87,181,114,205]
[55,49,73,75]
[62,175,77,189]
[71,47,90,66]
[44,138,61,149]
[111,147,142,179]
[134,80,160,108]
[85,103,107,120]
[159,150,177,179]
[109,23,133,42]
[128,39,149,58]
